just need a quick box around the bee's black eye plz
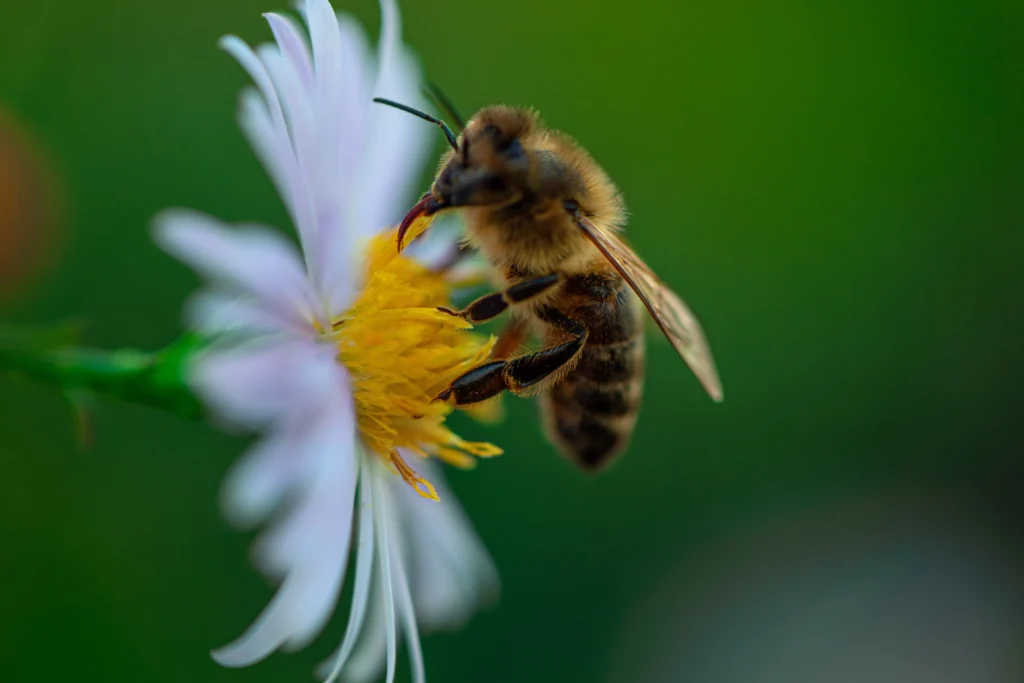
[485,175,506,192]
[483,123,521,155]
[502,138,524,159]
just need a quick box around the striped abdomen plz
[540,275,645,471]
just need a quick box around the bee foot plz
[437,306,468,319]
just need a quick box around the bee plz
[375,95,723,471]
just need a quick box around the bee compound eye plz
[502,137,524,158]
[483,123,520,153]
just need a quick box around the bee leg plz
[438,273,559,323]
[435,360,510,405]
[437,306,586,405]
[505,305,588,392]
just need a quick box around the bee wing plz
[576,216,724,401]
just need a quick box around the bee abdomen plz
[542,336,645,471]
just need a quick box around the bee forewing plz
[654,283,724,401]
[576,217,724,401]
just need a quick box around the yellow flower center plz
[330,227,501,500]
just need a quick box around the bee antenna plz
[372,97,459,152]
[423,82,466,131]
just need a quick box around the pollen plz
[332,228,502,500]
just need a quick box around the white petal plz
[319,456,377,683]
[252,390,358,587]
[264,12,314,90]
[220,35,317,273]
[259,42,315,196]
[311,10,373,271]
[397,461,500,630]
[153,209,320,330]
[320,461,490,683]
[372,466,400,683]
[185,289,307,337]
[221,429,297,529]
[299,0,369,316]
[256,34,319,261]
[217,0,423,319]
[190,338,340,431]
[336,579,389,683]
[353,0,434,241]
[332,14,373,194]
[390,520,425,683]
[220,380,355,529]
[235,85,309,251]
[212,392,359,667]
[305,0,344,128]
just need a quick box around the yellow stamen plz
[333,227,502,499]
[390,451,439,501]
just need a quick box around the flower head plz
[154,0,499,679]
[336,233,500,497]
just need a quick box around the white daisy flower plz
[153,0,500,680]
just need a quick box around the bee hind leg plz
[437,306,586,405]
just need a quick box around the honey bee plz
[376,95,723,471]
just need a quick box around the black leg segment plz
[507,273,560,303]
[436,304,588,406]
[435,361,507,405]
[438,273,560,323]
[504,337,584,392]
[440,291,508,323]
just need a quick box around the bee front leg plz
[438,273,560,323]
[436,306,587,405]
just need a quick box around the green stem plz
[0,326,205,419]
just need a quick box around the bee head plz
[373,98,544,249]
[430,106,536,209]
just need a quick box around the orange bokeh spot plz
[0,106,63,302]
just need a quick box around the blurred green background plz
[2,0,1023,681]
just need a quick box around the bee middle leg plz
[437,306,587,406]
[438,273,560,323]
